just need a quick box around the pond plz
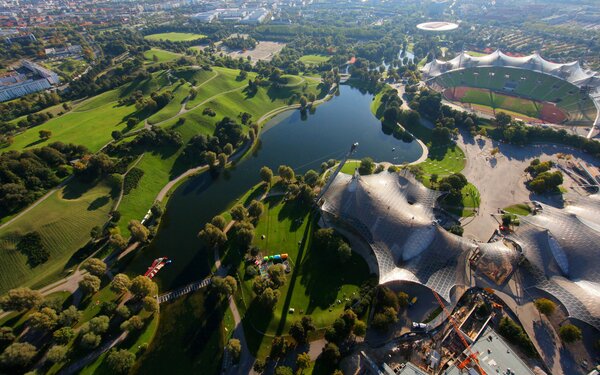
[127,84,424,290]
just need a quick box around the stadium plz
[422,50,600,133]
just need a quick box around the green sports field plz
[450,87,540,119]
[143,32,206,42]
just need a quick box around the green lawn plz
[144,32,206,42]
[5,72,173,153]
[299,54,331,65]
[46,58,88,79]
[504,204,532,216]
[228,196,372,360]
[146,81,191,125]
[419,143,466,182]
[143,48,182,64]
[0,179,116,294]
[340,160,361,175]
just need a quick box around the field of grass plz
[0,179,116,294]
[184,67,253,109]
[144,32,206,42]
[419,143,466,181]
[229,197,372,360]
[143,48,182,64]
[299,54,331,65]
[146,81,191,125]
[5,72,173,153]
[340,160,361,174]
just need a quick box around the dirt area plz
[221,41,286,63]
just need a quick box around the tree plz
[218,152,228,168]
[230,205,248,221]
[270,336,288,358]
[534,298,556,316]
[226,339,241,363]
[111,130,122,141]
[111,274,131,294]
[337,242,352,263]
[359,158,375,175]
[126,117,138,128]
[80,332,101,349]
[559,324,582,343]
[353,320,367,337]
[211,276,237,299]
[130,276,157,298]
[53,327,75,344]
[253,359,266,373]
[39,129,52,140]
[0,327,15,348]
[259,166,273,185]
[0,287,43,311]
[198,223,227,249]
[0,342,37,369]
[46,345,67,364]
[278,165,295,183]
[82,258,106,277]
[275,366,293,375]
[210,215,227,230]
[231,221,255,249]
[58,305,82,327]
[296,352,311,373]
[495,112,512,127]
[79,274,101,295]
[121,315,144,331]
[106,349,135,374]
[267,264,286,288]
[109,234,128,251]
[247,200,264,219]
[128,220,149,242]
[87,315,110,334]
[142,296,159,314]
[321,342,341,366]
[115,305,131,320]
[204,151,217,166]
[303,170,319,188]
[299,96,308,108]
[90,226,103,240]
[258,287,279,310]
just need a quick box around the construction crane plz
[432,291,487,375]
[315,142,359,205]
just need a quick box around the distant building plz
[0,60,59,102]
[191,8,269,24]
[44,44,83,58]
[3,32,36,44]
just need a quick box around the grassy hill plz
[0,179,117,294]
[5,71,174,153]
[143,48,183,64]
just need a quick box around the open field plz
[222,41,286,63]
[299,54,331,65]
[0,179,116,294]
[143,32,206,42]
[143,48,182,63]
[230,197,372,360]
[45,58,88,79]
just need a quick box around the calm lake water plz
[128,84,424,290]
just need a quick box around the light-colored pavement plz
[454,131,599,241]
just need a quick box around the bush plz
[498,317,536,356]
[17,232,50,267]
[123,167,144,195]
[534,298,556,316]
[106,349,135,374]
[358,157,375,175]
